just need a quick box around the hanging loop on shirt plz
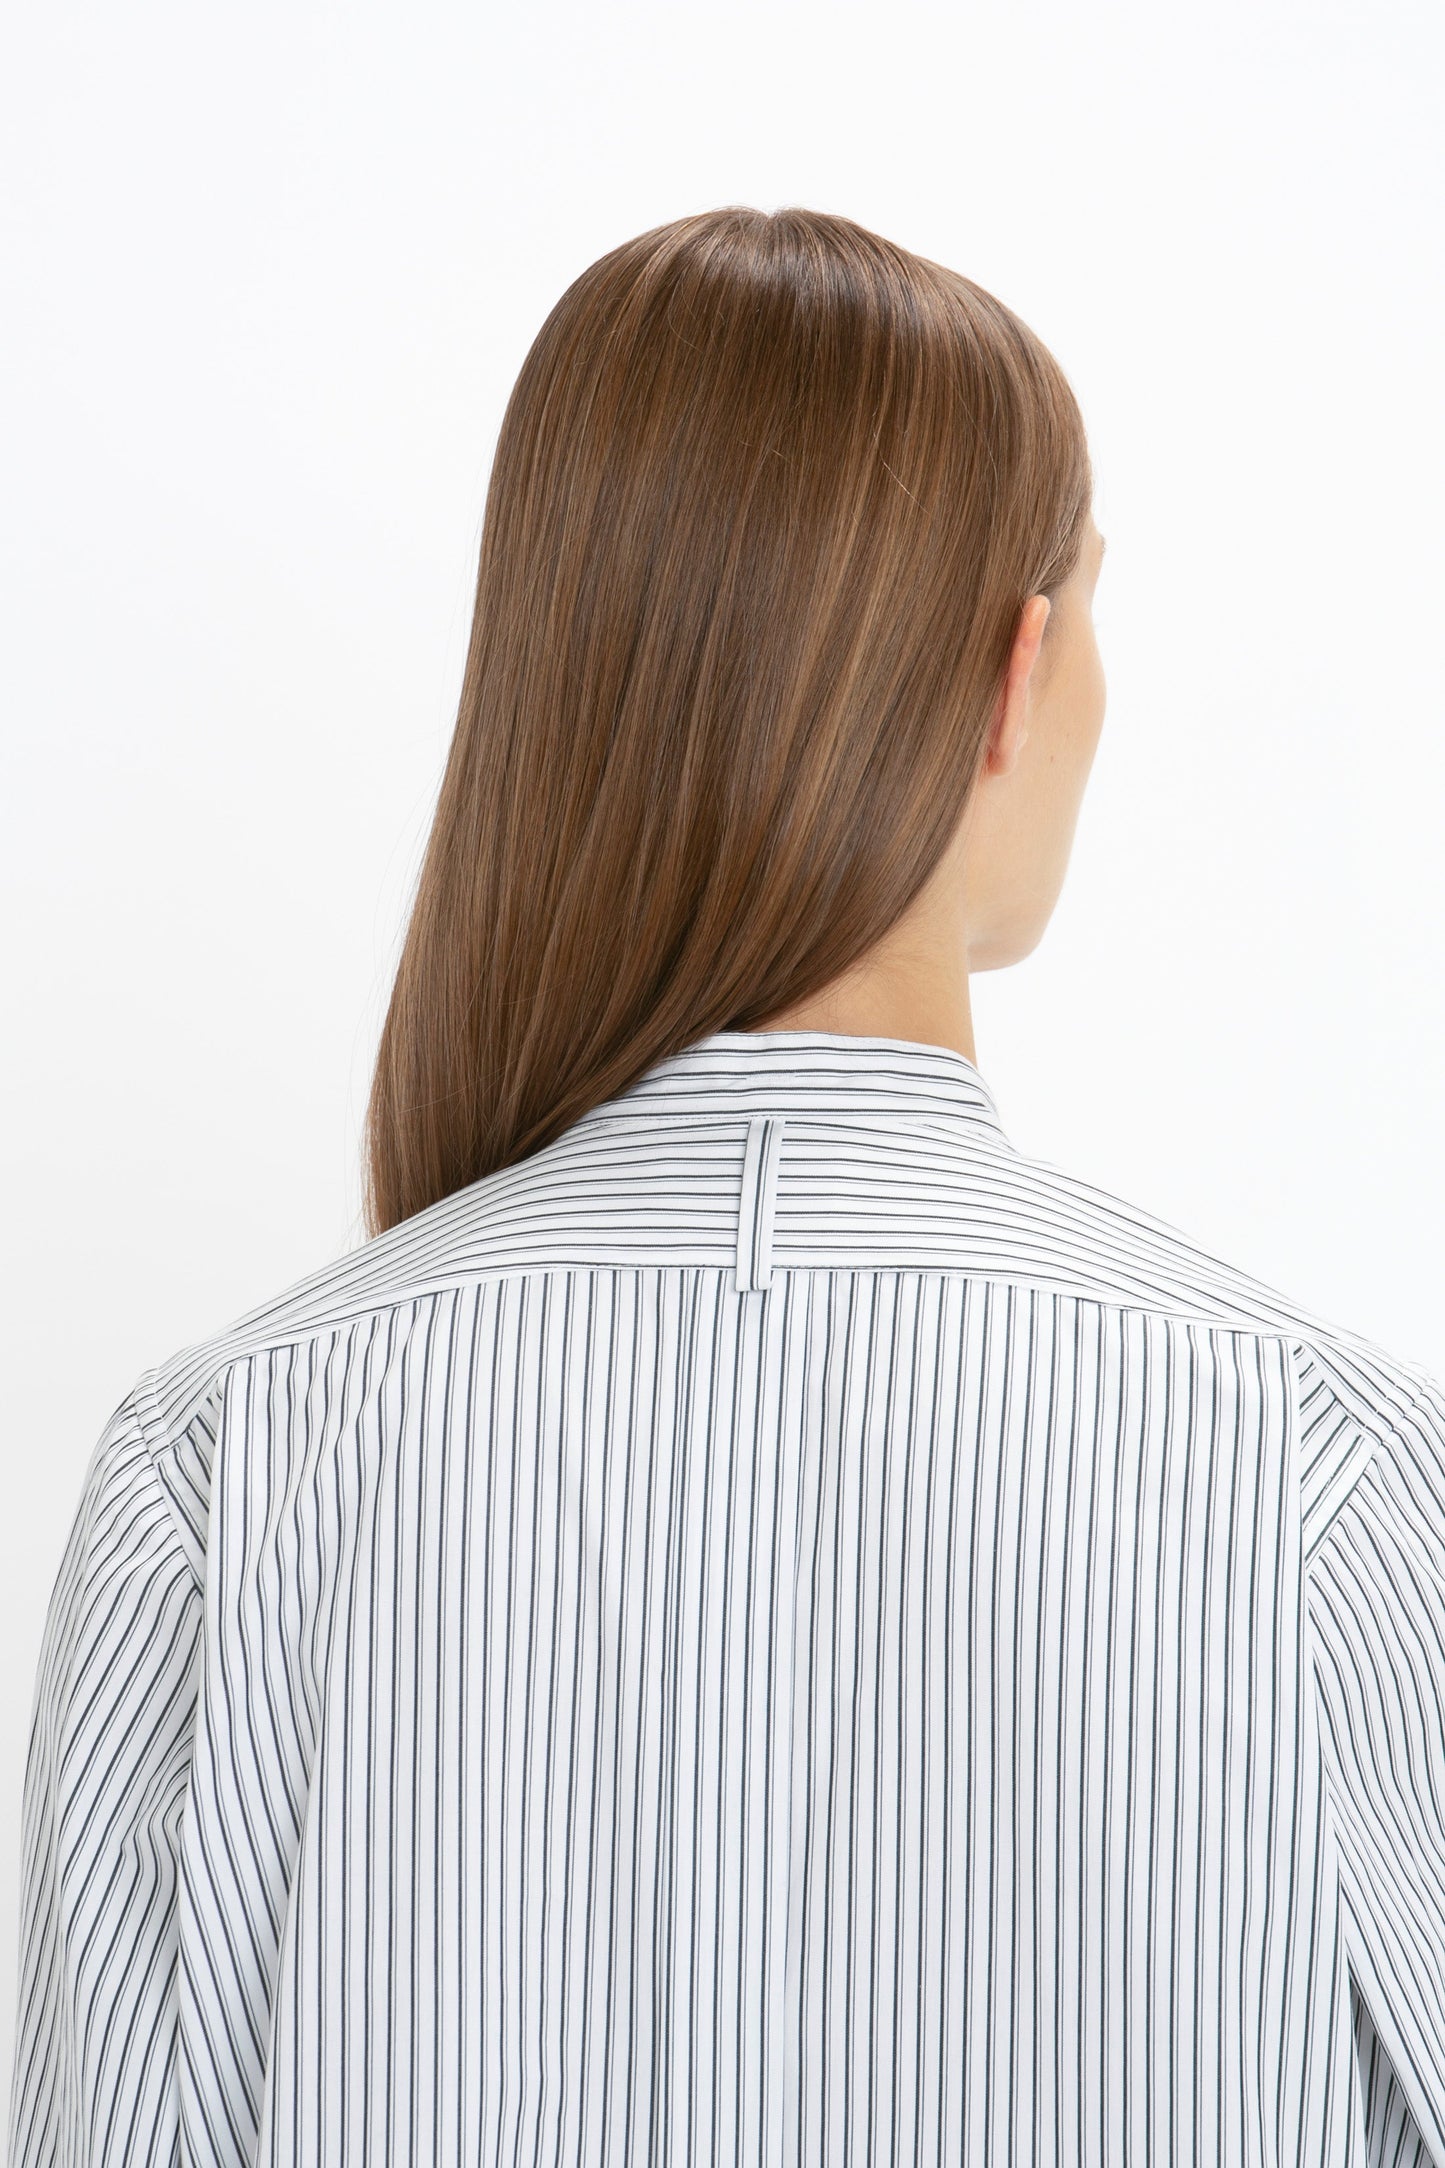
[735,1114,785,1294]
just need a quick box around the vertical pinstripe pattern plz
[10,1027,1445,2166]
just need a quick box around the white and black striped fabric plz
[11,1026,1445,2166]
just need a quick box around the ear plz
[982,593,1050,778]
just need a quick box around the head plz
[364,205,1097,1234]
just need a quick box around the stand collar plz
[577,1027,1012,1148]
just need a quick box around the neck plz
[747,964,978,1068]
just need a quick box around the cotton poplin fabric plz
[11,1027,1445,2166]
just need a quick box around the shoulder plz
[996,1140,1445,1545]
[115,1153,545,1567]
[983,1135,1374,1351]
[115,1121,1445,1573]
[1286,1326,1445,1571]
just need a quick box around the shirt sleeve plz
[8,1388,203,2168]
[1303,1340,1445,2167]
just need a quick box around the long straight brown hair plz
[362,206,1092,1237]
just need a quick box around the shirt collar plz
[577,1027,1012,1148]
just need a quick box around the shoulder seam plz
[1287,1334,1392,1567]
[128,1366,208,1594]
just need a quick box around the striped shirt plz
[11,1025,1445,2167]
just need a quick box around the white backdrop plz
[2,0,1442,2084]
